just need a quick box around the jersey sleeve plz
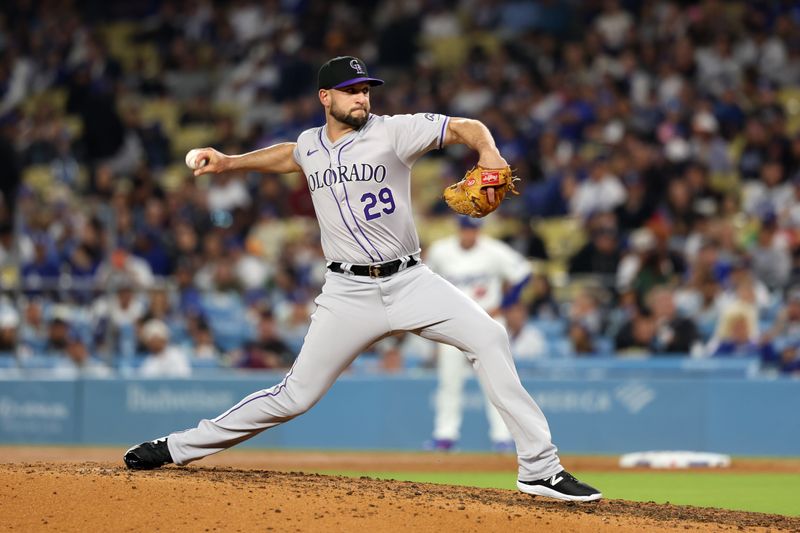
[384,113,450,167]
[292,143,302,168]
[292,128,317,173]
[495,241,532,285]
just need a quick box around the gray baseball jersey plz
[292,113,449,264]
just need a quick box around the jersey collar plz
[321,114,375,150]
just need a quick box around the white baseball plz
[185,148,209,170]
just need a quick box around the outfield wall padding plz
[0,375,798,455]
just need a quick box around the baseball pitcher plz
[124,56,601,502]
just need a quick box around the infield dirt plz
[2,448,798,532]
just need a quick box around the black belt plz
[328,256,418,278]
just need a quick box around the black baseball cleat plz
[123,438,173,470]
[517,470,602,502]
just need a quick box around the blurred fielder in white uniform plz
[426,217,532,452]
[123,55,601,502]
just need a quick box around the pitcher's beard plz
[331,104,369,129]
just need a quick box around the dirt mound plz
[3,462,798,532]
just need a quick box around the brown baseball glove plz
[443,165,519,218]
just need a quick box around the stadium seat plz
[201,292,251,351]
[191,357,221,369]
[534,217,586,261]
[172,125,218,160]
[593,336,615,358]
[18,354,62,369]
[546,337,575,358]
[530,318,566,337]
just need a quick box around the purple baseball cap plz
[318,56,384,90]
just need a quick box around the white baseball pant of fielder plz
[426,226,532,447]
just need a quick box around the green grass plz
[316,470,800,517]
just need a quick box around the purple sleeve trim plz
[439,116,450,150]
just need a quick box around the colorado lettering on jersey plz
[307,163,387,192]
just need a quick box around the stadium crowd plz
[0,0,800,376]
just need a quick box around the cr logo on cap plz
[350,59,365,75]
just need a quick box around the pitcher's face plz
[324,82,371,129]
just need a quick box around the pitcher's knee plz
[280,392,319,418]
[467,319,512,356]
[486,319,511,348]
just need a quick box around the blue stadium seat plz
[593,336,615,358]
[191,357,221,369]
[201,292,251,351]
[0,354,19,368]
[546,337,574,358]
[530,318,566,337]
[349,352,383,374]
[19,354,62,368]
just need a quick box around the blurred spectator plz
[44,317,72,355]
[689,111,732,174]
[748,213,791,290]
[528,275,560,320]
[21,239,60,291]
[138,288,186,348]
[375,335,404,374]
[207,173,250,213]
[710,312,765,358]
[776,346,800,375]
[614,174,656,234]
[504,224,548,261]
[139,319,191,378]
[647,286,701,355]
[708,278,760,355]
[0,306,19,353]
[568,223,621,278]
[234,310,294,369]
[594,0,633,52]
[275,297,313,355]
[617,227,686,297]
[763,286,800,358]
[92,286,146,358]
[568,321,595,355]
[720,260,772,314]
[18,299,48,356]
[615,311,656,355]
[567,288,603,338]
[189,320,222,362]
[504,302,545,360]
[96,249,155,290]
[674,274,723,341]
[53,337,112,378]
[617,227,656,289]
[605,287,641,340]
[1,0,800,369]
[743,161,792,217]
[0,223,13,270]
[569,156,627,218]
